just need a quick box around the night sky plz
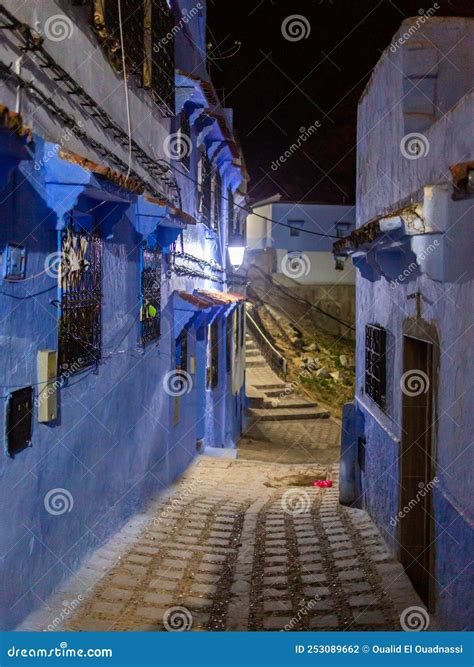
[207,0,474,204]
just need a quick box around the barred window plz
[206,320,219,389]
[227,186,235,233]
[198,152,212,226]
[226,315,233,372]
[213,169,222,233]
[140,244,162,345]
[365,324,387,408]
[58,215,102,374]
[95,0,174,115]
[150,0,175,114]
[177,111,191,171]
[176,327,188,373]
[102,0,144,81]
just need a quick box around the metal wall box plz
[6,386,33,457]
[2,243,27,280]
[37,350,58,422]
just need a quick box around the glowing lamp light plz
[228,231,246,269]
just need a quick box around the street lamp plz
[228,230,246,270]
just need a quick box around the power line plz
[169,159,342,238]
[247,263,356,331]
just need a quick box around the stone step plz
[246,391,266,408]
[246,407,330,422]
[246,358,267,368]
[262,387,293,397]
[246,348,261,357]
[262,398,319,409]
[253,383,288,391]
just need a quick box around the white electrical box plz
[37,350,58,422]
[189,356,196,374]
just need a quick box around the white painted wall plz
[275,249,355,285]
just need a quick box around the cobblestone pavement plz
[21,457,424,632]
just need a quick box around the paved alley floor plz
[241,333,341,465]
[20,457,424,633]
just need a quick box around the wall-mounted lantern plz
[228,231,246,270]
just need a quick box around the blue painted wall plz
[0,134,245,630]
[0,0,247,630]
[340,17,474,631]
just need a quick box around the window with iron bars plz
[365,324,387,409]
[206,319,219,389]
[227,186,235,236]
[213,169,222,234]
[58,214,102,374]
[177,111,191,171]
[198,152,212,227]
[140,244,162,345]
[150,0,175,113]
[175,327,188,373]
[98,0,174,115]
[226,315,233,372]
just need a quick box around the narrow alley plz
[19,344,423,633]
[0,1,473,661]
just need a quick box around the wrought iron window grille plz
[176,327,188,374]
[365,324,387,408]
[227,186,235,235]
[96,0,175,116]
[58,214,103,375]
[206,320,219,389]
[140,243,162,345]
[226,316,232,372]
[213,169,222,234]
[178,112,191,171]
[199,152,212,227]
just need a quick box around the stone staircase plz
[245,337,267,368]
[245,333,330,423]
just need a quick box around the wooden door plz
[400,335,435,606]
